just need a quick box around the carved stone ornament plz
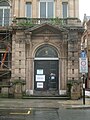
[44,36,50,42]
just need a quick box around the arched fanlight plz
[35,45,58,58]
[0,0,10,6]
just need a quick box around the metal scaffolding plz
[0,27,12,90]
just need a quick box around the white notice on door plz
[36,75,45,81]
[37,69,43,74]
[37,82,43,88]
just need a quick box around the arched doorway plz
[34,45,59,95]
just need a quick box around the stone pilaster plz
[11,30,26,97]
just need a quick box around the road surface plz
[0,107,90,120]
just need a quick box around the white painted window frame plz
[0,6,10,26]
[39,0,55,18]
[25,2,32,18]
[62,2,68,18]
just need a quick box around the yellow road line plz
[27,111,31,114]
[10,108,31,115]
[10,112,28,115]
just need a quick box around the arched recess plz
[34,44,59,93]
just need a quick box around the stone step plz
[23,95,70,100]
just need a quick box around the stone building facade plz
[12,0,79,18]
[0,0,84,97]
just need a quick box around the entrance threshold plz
[22,95,70,100]
[34,58,59,60]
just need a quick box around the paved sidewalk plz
[0,98,90,109]
[58,98,90,109]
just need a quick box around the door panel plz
[34,60,58,91]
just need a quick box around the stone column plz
[25,32,34,95]
[59,43,67,95]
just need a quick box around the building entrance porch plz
[33,44,59,96]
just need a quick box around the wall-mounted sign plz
[37,82,43,88]
[36,75,45,81]
[37,69,43,74]
[79,58,88,73]
[80,51,86,58]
